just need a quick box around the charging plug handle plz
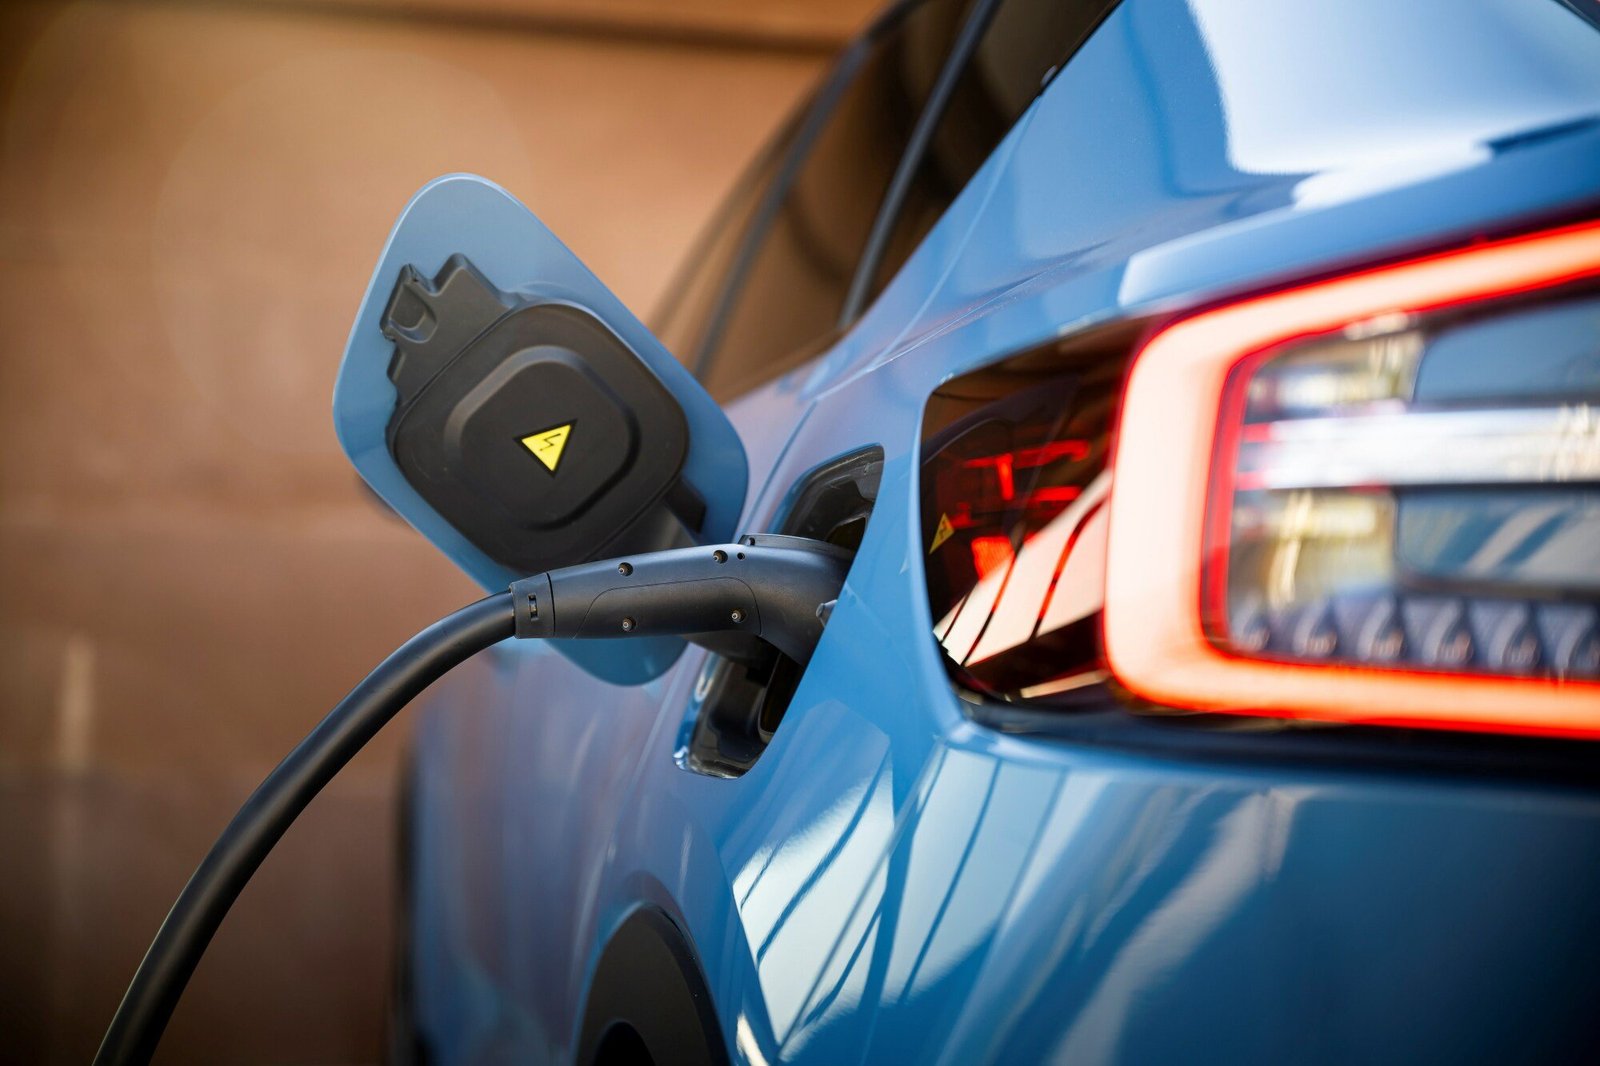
[511,534,850,665]
[96,536,848,1066]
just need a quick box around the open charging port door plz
[334,175,748,683]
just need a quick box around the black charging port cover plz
[379,255,695,575]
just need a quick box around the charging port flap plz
[334,175,749,683]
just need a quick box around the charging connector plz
[96,535,849,1066]
[513,534,849,664]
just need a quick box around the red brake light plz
[969,535,1017,581]
[1105,221,1600,738]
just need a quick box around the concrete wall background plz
[0,2,868,1061]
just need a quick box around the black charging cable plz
[95,536,847,1066]
[93,593,516,1066]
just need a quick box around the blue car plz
[346,0,1600,1062]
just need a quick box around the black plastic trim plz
[1556,0,1600,34]
[963,682,1600,791]
[577,908,729,1066]
[689,0,923,380]
[839,0,1003,324]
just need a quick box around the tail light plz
[1105,221,1600,738]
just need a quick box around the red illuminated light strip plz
[970,535,1016,581]
[962,440,1092,502]
[1104,220,1600,738]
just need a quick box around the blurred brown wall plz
[0,1,868,1061]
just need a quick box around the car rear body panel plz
[408,0,1600,1062]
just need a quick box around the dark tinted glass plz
[696,0,975,399]
[863,0,1119,303]
[919,327,1134,704]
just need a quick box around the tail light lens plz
[1106,221,1600,738]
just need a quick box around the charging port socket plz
[683,447,883,777]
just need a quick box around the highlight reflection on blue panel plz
[399,0,1600,1063]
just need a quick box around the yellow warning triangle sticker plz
[928,513,955,554]
[520,423,572,473]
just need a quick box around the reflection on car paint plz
[408,0,1600,1061]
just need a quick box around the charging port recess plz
[683,447,883,777]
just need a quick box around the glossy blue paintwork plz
[403,0,1600,1062]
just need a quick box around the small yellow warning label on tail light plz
[520,423,572,473]
[929,513,954,553]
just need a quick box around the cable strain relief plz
[508,573,555,639]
